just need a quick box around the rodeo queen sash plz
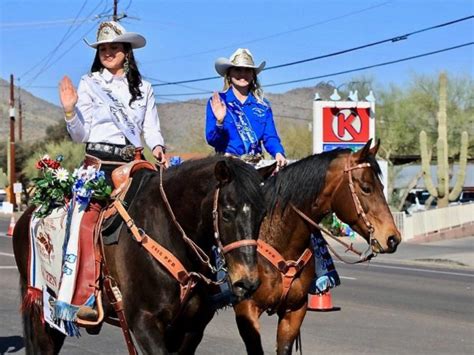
[226,101,259,155]
[83,74,142,147]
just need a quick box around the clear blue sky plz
[1,0,473,106]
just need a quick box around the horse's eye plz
[360,183,372,194]
[222,209,235,222]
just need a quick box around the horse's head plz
[213,159,266,301]
[329,140,401,254]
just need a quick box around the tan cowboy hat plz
[84,21,146,49]
[215,48,266,77]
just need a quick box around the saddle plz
[75,159,157,327]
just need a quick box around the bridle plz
[291,153,381,264]
[158,165,257,276]
[212,187,258,255]
[343,154,380,251]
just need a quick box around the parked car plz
[403,189,436,215]
[458,191,474,204]
[0,188,6,206]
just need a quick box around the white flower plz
[86,165,97,181]
[73,165,97,182]
[53,168,69,182]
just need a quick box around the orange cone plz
[307,290,340,312]
[6,216,15,237]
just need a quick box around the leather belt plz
[224,153,263,165]
[86,142,136,161]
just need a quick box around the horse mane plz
[166,156,265,212]
[264,149,382,214]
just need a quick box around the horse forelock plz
[264,149,351,214]
[224,158,266,214]
[364,153,382,178]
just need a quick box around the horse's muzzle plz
[386,235,400,253]
[232,277,261,302]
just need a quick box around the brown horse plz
[234,140,402,354]
[13,156,267,354]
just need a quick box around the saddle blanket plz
[28,201,96,336]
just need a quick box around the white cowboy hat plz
[84,21,146,49]
[215,48,266,77]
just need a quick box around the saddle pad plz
[29,205,73,295]
[28,201,101,336]
[102,168,157,245]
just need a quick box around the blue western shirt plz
[205,89,285,157]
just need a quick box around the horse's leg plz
[234,299,264,355]
[131,310,168,355]
[177,309,215,355]
[276,305,307,355]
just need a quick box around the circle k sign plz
[313,101,375,154]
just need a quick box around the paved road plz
[1,215,473,354]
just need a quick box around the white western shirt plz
[65,69,164,149]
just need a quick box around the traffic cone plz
[307,290,340,312]
[6,216,15,237]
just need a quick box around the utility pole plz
[18,88,22,141]
[112,0,127,21]
[8,74,16,209]
[113,0,118,21]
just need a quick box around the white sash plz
[84,74,142,147]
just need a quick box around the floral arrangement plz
[31,155,112,218]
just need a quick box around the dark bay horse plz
[234,140,402,354]
[13,156,266,354]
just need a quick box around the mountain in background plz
[0,78,63,142]
[0,77,335,156]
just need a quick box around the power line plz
[264,14,474,71]
[150,42,472,98]
[264,42,474,87]
[20,0,92,80]
[142,1,392,64]
[21,0,109,86]
[145,76,212,93]
[0,17,97,29]
[151,15,474,87]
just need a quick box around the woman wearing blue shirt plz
[206,48,287,170]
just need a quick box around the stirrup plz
[76,305,99,322]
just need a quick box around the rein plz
[290,204,373,264]
[157,164,216,273]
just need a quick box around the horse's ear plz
[369,138,380,157]
[356,138,373,162]
[257,162,277,180]
[214,160,232,185]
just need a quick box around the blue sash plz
[226,101,259,155]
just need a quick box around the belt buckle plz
[119,145,135,161]
[241,154,262,165]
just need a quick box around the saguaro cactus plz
[0,168,7,188]
[419,73,468,208]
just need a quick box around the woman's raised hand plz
[59,76,78,116]
[210,92,226,124]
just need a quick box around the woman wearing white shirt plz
[59,21,167,177]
